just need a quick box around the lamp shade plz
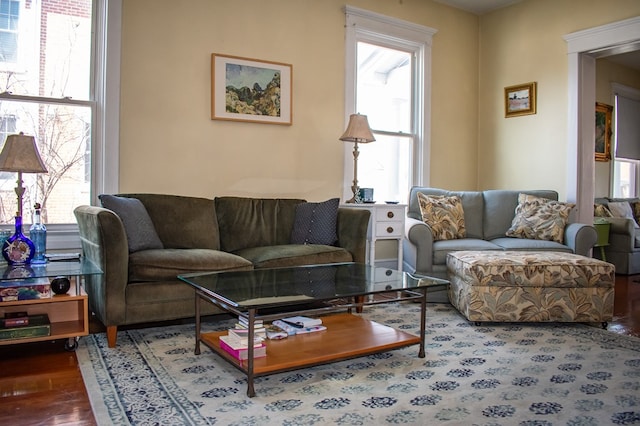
[0,133,48,173]
[339,114,376,143]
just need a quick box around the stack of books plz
[219,335,266,361]
[272,316,326,336]
[0,313,51,340]
[219,316,268,360]
[231,317,266,342]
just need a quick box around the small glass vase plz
[1,216,35,265]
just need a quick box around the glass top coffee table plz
[178,262,448,397]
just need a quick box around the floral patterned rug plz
[77,303,640,425]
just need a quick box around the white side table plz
[341,203,406,270]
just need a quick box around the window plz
[0,0,19,63]
[344,7,436,202]
[0,0,120,250]
[612,84,640,198]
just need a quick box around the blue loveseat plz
[403,188,598,300]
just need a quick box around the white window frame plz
[343,6,436,201]
[0,0,120,250]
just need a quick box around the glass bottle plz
[29,203,47,264]
[2,214,35,265]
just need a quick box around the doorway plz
[565,17,640,223]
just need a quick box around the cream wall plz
[594,59,640,198]
[478,0,640,200]
[118,0,479,201]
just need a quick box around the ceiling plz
[435,0,640,71]
[434,0,521,15]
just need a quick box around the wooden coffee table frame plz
[192,287,428,397]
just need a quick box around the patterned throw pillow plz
[506,194,575,243]
[594,203,613,218]
[290,198,339,245]
[417,193,466,241]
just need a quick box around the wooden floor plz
[1,275,639,426]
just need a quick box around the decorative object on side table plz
[0,133,48,265]
[340,113,375,203]
[29,203,47,264]
[51,276,71,295]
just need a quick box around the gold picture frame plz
[211,53,292,125]
[595,102,613,162]
[505,82,537,117]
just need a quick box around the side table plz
[341,203,406,269]
[0,259,102,351]
[593,219,611,261]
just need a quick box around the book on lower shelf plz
[280,315,323,328]
[219,335,267,360]
[0,314,51,340]
[272,320,327,336]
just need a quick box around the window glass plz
[358,134,412,202]
[354,41,414,202]
[356,42,412,133]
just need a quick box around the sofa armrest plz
[337,207,370,263]
[403,217,434,274]
[564,222,597,256]
[606,217,637,251]
[74,205,129,326]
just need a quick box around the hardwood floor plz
[1,274,639,425]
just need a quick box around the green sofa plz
[74,194,370,347]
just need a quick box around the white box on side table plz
[341,203,406,270]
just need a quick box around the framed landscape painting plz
[595,102,613,162]
[211,54,292,125]
[505,82,537,117]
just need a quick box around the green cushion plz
[128,248,252,282]
[119,194,220,250]
[215,197,305,252]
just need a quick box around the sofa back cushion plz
[118,194,220,250]
[482,190,558,240]
[407,187,484,238]
[215,197,305,252]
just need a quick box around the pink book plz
[219,336,267,360]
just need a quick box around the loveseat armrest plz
[337,207,370,263]
[403,217,434,274]
[564,222,597,256]
[74,205,129,327]
[606,217,637,251]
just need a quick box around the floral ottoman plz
[446,251,615,327]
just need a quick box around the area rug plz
[77,303,640,425]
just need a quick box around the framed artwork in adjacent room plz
[595,102,613,162]
[504,82,537,117]
[211,53,292,125]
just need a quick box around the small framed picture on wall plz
[505,82,537,117]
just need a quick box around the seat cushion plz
[235,244,353,268]
[128,249,253,282]
[432,239,501,265]
[490,237,572,252]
